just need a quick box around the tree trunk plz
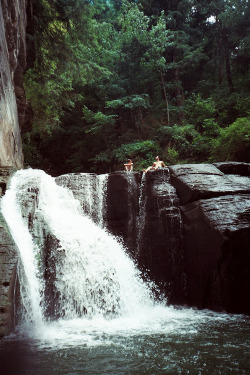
[219,54,224,85]
[225,49,234,91]
[160,70,170,125]
[172,54,184,123]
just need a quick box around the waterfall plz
[1,172,44,325]
[55,173,108,227]
[1,169,155,324]
[136,172,147,257]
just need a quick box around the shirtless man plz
[143,156,167,173]
[124,159,133,172]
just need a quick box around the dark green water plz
[1,307,249,375]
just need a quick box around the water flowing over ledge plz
[1,169,158,323]
[0,167,250,374]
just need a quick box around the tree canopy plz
[23,0,250,174]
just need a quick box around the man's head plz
[155,156,159,161]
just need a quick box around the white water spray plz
[55,172,108,227]
[136,173,147,256]
[1,169,155,324]
[1,173,44,324]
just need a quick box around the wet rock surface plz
[105,171,141,253]
[181,194,250,313]
[170,163,250,314]
[0,213,18,337]
[105,169,186,304]
[169,163,250,205]
[137,169,185,304]
[214,161,250,176]
[0,168,18,337]
[106,163,250,313]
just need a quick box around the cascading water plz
[1,169,155,323]
[136,172,147,257]
[0,169,249,375]
[1,173,44,325]
[55,173,108,227]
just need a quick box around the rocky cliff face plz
[56,162,250,313]
[169,162,250,314]
[105,163,250,314]
[105,170,186,304]
[0,162,249,337]
[0,0,33,168]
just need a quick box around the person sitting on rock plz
[143,156,167,173]
[124,159,133,172]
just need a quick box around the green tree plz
[22,0,250,173]
[211,117,250,162]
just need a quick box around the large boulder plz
[169,163,250,314]
[169,163,250,205]
[105,171,141,254]
[105,169,186,304]
[214,161,250,176]
[138,169,186,303]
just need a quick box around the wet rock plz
[169,163,250,205]
[138,169,186,304]
[214,161,250,176]
[0,167,16,197]
[76,165,250,313]
[0,168,17,337]
[181,194,250,313]
[208,227,250,315]
[105,164,250,314]
[105,169,186,304]
[0,213,18,337]
[105,171,141,252]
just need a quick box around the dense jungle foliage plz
[23,0,250,174]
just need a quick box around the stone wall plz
[0,0,33,168]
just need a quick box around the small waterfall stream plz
[0,172,45,325]
[136,172,147,257]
